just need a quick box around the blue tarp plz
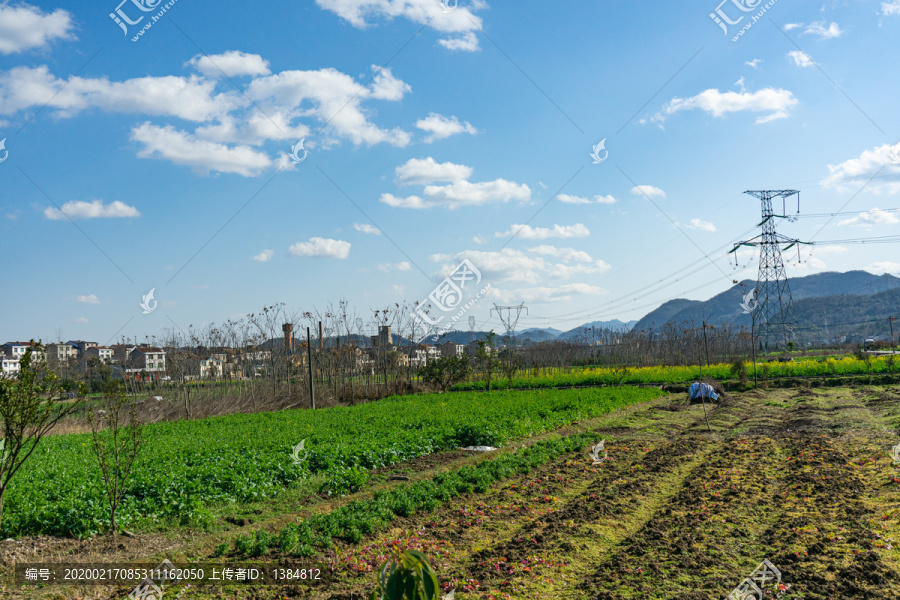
[688,382,719,401]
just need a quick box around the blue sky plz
[1,0,899,344]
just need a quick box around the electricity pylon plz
[491,304,528,346]
[729,190,809,353]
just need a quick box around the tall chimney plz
[282,323,294,353]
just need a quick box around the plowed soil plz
[7,385,900,599]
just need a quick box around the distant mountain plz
[631,271,900,336]
[558,319,638,340]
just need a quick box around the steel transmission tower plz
[491,304,528,346]
[730,190,808,352]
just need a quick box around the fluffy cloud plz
[0,2,74,54]
[884,1,900,16]
[394,157,472,185]
[745,58,762,69]
[557,194,616,205]
[487,282,608,304]
[787,50,814,68]
[804,21,843,38]
[383,161,530,209]
[528,245,593,262]
[76,294,99,304]
[44,199,140,220]
[438,31,479,52]
[687,218,716,232]
[822,144,900,194]
[415,113,477,142]
[315,0,483,50]
[289,237,351,258]
[430,247,611,285]
[377,261,411,272]
[837,208,900,227]
[866,261,900,275]
[784,23,803,30]
[186,51,272,78]
[630,185,666,199]
[0,61,414,175]
[494,224,590,240]
[354,223,382,235]
[131,123,274,176]
[652,88,798,124]
[253,249,274,262]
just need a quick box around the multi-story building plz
[1,357,20,378]
[440,341,466,358]
[45,343,77,362]
[131,347,166,373]
[67,340,98,357]
[2,341,44,361]
[84,346,114,363]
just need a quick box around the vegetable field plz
[0,387,659,538]
[451,355,900,391]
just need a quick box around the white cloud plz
[652,87,798,124]
[377,261,411,272]
[687,218,716,232]
[0,2,74,54]
[883,1,900,16]
[315,0,484,50]
[253,249,274,262]
[837,208,900,227]
[804,21,843,38]
[822,144,900,194]
[528,245,593,262]
[488,283,608,304]
[866,261,900,275]
[438,31,479,52]
[382,178,530,209]
[76,294,99,304]
[44,199,140,220]
[745,58,762,69]
[784,23,803,30]
[394,157,472,185]
[354,222,382,235]
[430,247,610,285]
[787,50,814,68]
[557,194,616,205]
[289,237,351,258]
[186,51,271,78]
[0,61,414,174]
[131,123,275,177]
[494,223,590,240]
[472,234,488,244]
[74,317,89,324]
[630,185,666,199]
[415,112,477,142]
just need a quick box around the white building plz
[1,342,44,362]
[84,346,114,363]
[1,357,20,378]
[45,343,77,363]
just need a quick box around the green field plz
[451,355,900,391]
[1,387,660,538]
